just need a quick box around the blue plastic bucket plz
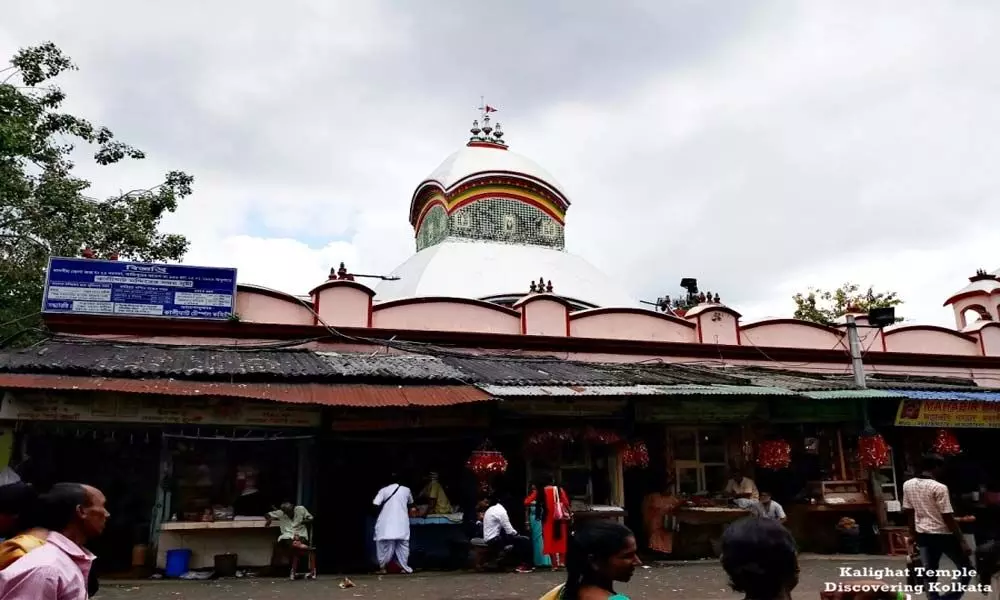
[164,549,192,578]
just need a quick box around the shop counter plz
[364,514,468,569]
[573,505,627,523]
[157,519,279,570]
[787,503,875,554]
[673,507,750,559]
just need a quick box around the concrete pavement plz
[95,555,916,599]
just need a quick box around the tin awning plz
[884,389,1000,402]
[0,373,492,407]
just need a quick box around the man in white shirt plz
[902,454,972,600]
[725,467,759,509]
[755,492,786,523]
[482,495,534,573]
[373,475,414,574]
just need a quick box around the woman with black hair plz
[539,520,640,600]
[721,517,800,600]
[524,475,571,569]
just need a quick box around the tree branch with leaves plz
[792,282,903,326]
[0,42,194,346]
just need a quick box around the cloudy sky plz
[3,1,998,326]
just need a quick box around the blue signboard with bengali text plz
[43,257,238,320]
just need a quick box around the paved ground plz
[96,556,913,599]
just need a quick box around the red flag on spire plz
[484,105,497,113]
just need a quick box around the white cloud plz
[2,1,998,329]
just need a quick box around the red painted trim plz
[944,289,1000,306]
[237,284,313,310]
[736,323,742,345]
[313,293,320,326]
[569,307,697,329]
[413,190,566,232]
[40,314,1000,369]
[564,307,570,337]
[449,191,565,223]
[372,296,521,317]
[520,308,527,335]
[696,314,704,343]
[683,305,743,320]
[308,279,376,297]
[466,141,508,150]
[367,297,373,328]
[512,294,576,310]
[884,324,977,341]
[740,318,844,336]
[410,172,571,223]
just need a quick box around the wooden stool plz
[881,527,910,556]
[470,538,490,571]
[820,579,896,600]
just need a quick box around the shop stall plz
[156,431,317,570]
[888,393,1000,548]
[0,390,321,575]
[322,406,492,572]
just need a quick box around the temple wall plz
[739,321,847,351]
[235,290,314,325]
[371,300,521,334]
[569,310,697,343]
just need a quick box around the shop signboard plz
[42,257,237,320]
[895,399,1000,428]
[768,398,859,423]
[0,392,320,427]
[636,399,765,423]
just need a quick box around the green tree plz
[1,42,193,346]
[792,283,902,326]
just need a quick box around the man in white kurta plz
[373,479,414,573]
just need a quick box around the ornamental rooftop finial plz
[468,98,506,149]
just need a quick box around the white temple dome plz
[418,145,568,202]
[379,112,639,310]
[375,239,638,309]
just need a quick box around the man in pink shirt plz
[0,483,108,600]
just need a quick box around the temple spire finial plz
[468,97,507,148]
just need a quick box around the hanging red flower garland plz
[622,441,650,470]
[932,429,961,456]
[466,442,508,479]
[524,429,574,458]
[756,439,792,470]
[858,432,891,468]
[582,427,623,446]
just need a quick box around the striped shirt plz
[902,476,953,534]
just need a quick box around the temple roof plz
[374,239,638,309]
[415,144,569,204]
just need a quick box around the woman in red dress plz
[524,476,571,569]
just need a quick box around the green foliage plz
[0,42,193,346]
[792,282,903,326]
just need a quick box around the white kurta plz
[373,484,413,541]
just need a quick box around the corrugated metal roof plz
[884,389,1000,402]
[478,384,795,397]
[442,356,626,386]
[478,384,665,397]
[802,390,903,399]
[316,352,469,382]
[0,341,331,381]
[0,373,492,407]
[589,363,751,386]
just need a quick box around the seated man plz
[725,467,760,510]
[756,492,787,523]
[267,502,315,579]
[482,495,533,574]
